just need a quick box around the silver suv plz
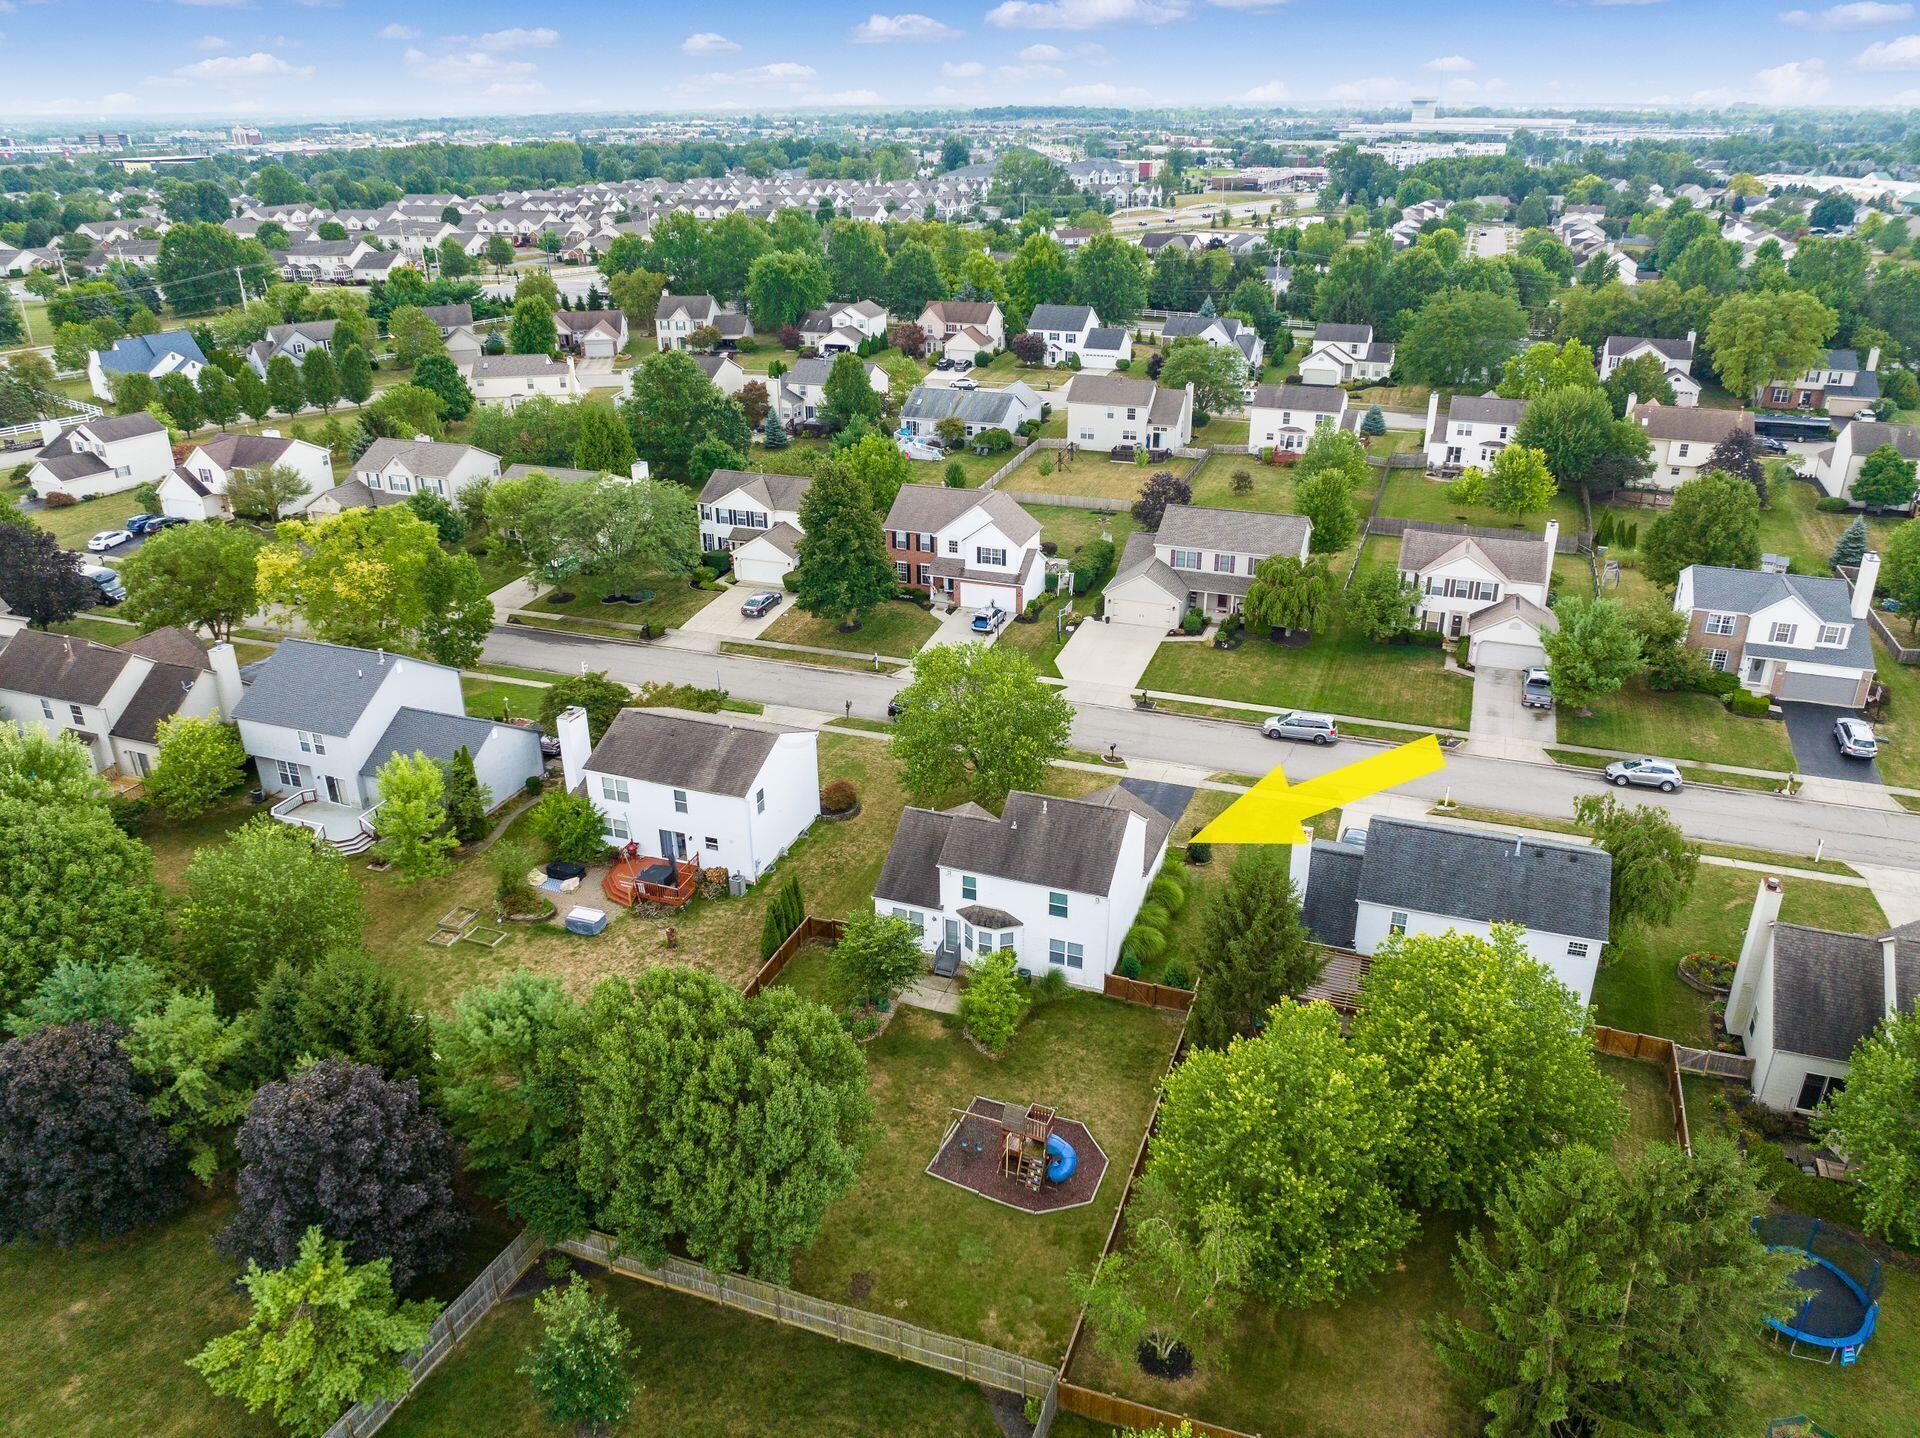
[1603,757,1684,793]
[1834,717,1879,760]
[1262,711,1339,745]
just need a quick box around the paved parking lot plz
[1783,702,1882,784]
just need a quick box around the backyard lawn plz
[27,490,150,551]
[1141,625,1473,729]
[461,674,550,723]
[523,570,717,633]
[1870,632,1920,790]
[787,997,1183,1361]
[1378,469,1584,536]
[382,1269,1008,1438]
[749,434,1011,488]
[1558,680,1799,772]
[995,504,1137,678]
[49,613,142,645]
[999,450,1155,502]
[764,599,938,657]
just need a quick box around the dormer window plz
[1818,624,1845,645]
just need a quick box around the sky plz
[2,0,1919,121]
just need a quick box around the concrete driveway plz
[922,605,999,650]
[1783,702,1882,784]
[1468,666,1553,761]
[1057,618,1165,703]
[679,585,783,644]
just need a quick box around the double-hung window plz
[601,777,629,804]
[961,875,977,901]
[297,730,325,755]
[1048,938,1084,969]
[69,704,84,726]
[673,788,688,813]
[755,788,766,814]
[38,699,52,720]
[1703,612,1736,637]
[1769,621,1798,645]
[275,759,302,788]
[976,546,1007,567]
[1048,891,1068,918]
[1212,553,1236,574]
[1818,624,1845,645]
[1170,549,1201,571]
[1388,910,1408,936]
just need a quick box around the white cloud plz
[681,32,739,53]
[195,34,229,50]
[826,88,885,102]
[1242,78,1290,101]
[697,61,820,87]
[476,27,558,50]
[1018,42,1063,58]
[377,23,418,40]
[485,81,546,97]
[1857,32,1920,63]
[1782,2,1912,27]
[986,0,1191,30]
[1445,77,1480,94]
[403,46,539,86]
[1894,84,1920,97]
[1328,75,1407,101]
[1424,54,1474,71]
[997,61,1066,77]
[165,50,312,80]
[1753,56,1832,98]
[852,12,962,42]
[1060,80,1149,100]
[942,59,987,75]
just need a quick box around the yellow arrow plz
[1193,734,1448,845]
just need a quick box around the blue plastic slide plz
[1045,1132,1077,1184]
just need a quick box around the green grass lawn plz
[524,571,717,633]
[999,452,1151,502]
[763,599,938,657]
[382,1268,1007,1438]
[49,613,140,645]
[1188,453,1306,516]
[1557,680,1799,771]
[1592,864,1887,1045]
[995,505,1137,678]
[1869,632,1920,789]
[1378,470,1584,535]
[28,491,149,551]
[461,675,549,723]
[1191,415,1249,447]
[1141,626,1473,729]
[788,997,1182,1361]
[464,540,528,595]
[752,434,1012,488]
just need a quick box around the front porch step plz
[331,831,374,856]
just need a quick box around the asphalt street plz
[484,624,1920,871]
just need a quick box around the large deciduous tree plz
[0,522,96,630]
[1131,470,1192,531]
[1398,288,1528,388]
[1705,289,1837,399]
[1071,235,1152,326]
[119,521,259,639]
[1243,554,1338,637]
[1514,385,1648,493]
[821,352,884,432]
[1640,471,1761,588]
[888,643,1073,807]
[1188,848,1321,1050]
[1854,444,1918,511]
[1483,444,1557,519]
[1815,1007,1920,1248]
[620,350,751,483]
[1157,338,1246,421]
[226,460,315,522]
[1497,340,1600,401]
[745,248,833,332]
[1572,793,1701,933]
[369,750,457,882]
[146,715,248,819]
[1540,594,1644,710]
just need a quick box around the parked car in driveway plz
[971,603,1009,634]
[1520,667,1554,710]
[1834,716,1879,760]
[1758,436,1788,456]
[933,357,953,371]
[1603,757,1684,792]
[740,590,782,619]
[86,529,133,551]
[1261,711,1339,745]
[78,563,125,605]
[123,513,163,535]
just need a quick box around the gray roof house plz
[1673,562,1876,707]
[1105,504,1313,630]
[1297,816,1613,1006]
[899,381,1045,438]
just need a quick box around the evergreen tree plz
[1830,514,1869,570]
[337,347,374,406]
[441,746,490,846]
[763,410,790,449]
[413,354,472,421]
[1188,848,1322,1049]
[573,402,636,475]
[1360,404,1386,437]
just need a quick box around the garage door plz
[1473,639,1546,671]
[1775,670,1863,706]
[1105,594,1177,631]
[733,554,792,588]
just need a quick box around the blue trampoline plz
[1752,1215,1883,1365]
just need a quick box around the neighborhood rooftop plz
[582,707,806,796]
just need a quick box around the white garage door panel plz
[1474,639,1546,670]
[1775,671,1862,706]
[733,554,792,587]
[1105,595,1176,630]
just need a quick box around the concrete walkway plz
[1856,863,1920,926]
[486,575,544,625]
[1466,665,1552,763]
[899,974,963,1013]
[921,606,994,651]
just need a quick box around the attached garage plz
[1466,596,1556,672]
[1775,669,1867,707]
[1103,583,1181,632]
[731,524,800,589]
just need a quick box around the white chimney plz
[1288,837,1313,898]
[1853,550,1880,620]
[1726,876,1784,1040]
[1685,329,1696,349]
[1423,390,1440,447]
[207,640,243,714]
[1543,518,1560,557]
[1882,931,1901,1023]
[1866,346,1881,374]
[629,459,651,482]
[557,705,593,793]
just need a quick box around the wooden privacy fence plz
[1057,1382,1261,1438]
[1102,971,1195,1011]
[1592,1024,1692,1156]
[558,1232,1058,1400]
[742,915,845,998]
[320,1227,544,1438]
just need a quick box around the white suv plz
[1603,757,1684,793]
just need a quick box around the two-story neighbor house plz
[1633,401,1755,489]
[873,784,1173,989]
[1726,875,1920,1114]
[799,300,889,354]
[555,705,820,882]
[159,430,335,521]
[654,294,721,351]
[899,382,1044,444]
[1297,322,1395,386]
[1673,560,1878,707]
[918,300,1005,365]
[1064,373,1195,453]
[553,309,628,360]
[0,626,239,783]
[345,438,501,505]
[27,412,174,501]
[236,638,542,854]
[774,356,888,428]
[1022,305,1129,372]
[1297,816,1613,1007]
[698,468,812,586]
[419,302,484,361]
[1813,418,1920,502]
[1424,393,1528,471]
[1161,311,1263,374]
[244,321,336,380]
[1106,505,1313,631]
[87,330,207,401]
[1398,521,1559,663]
[1600,333,1701,406]
[458,353,584,408]
[1758,347,1882,419]
[884,486,1045,612]
[1249,383,1348,453]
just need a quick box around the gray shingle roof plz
[357,707,535,781]
[466,354,571,379]
[1110,532,1187,602]
[1843,420,1920,460]
[1770,921,1920,1061]
[1086,326,1129,351]
[232,639,455,735]
[1250,383,1345,414]
[1446,395,1528,427]
[873,807,954,909]
[1466,594,1558,635]
[1603,334,1694,363]
[1632,401,1753,443]
[1302,840,1364,949]
[899,384,1037,428]
[109,662,201,744]
[0,629,132,705]
[1025,304,1096,331]
[1683,566,1856,627]
[1065,372,1160,409]
[356,438,497,479]
[123,626,210,672]
[95,330,206,376]
[698,468,813,511]
[192,432,307,469]
[582,707,803,796]
[1313,323,1373,344]
[883,485,1041,545]
[1155,504,1311,558]
[1352,817,1612,942]
[1397,526,1553,587]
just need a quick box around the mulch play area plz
[926,1096,1108,1214]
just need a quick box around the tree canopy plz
[888,643,1073,807]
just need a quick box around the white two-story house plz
[1249,383,1348,453]
[1600,333,1700,407]
[1424,393,1528,472]
[458,354,584,409]
[1297,816,1613,1008]
[556,705,820,882]
[1633,401,1755,490]
[1022,305,1129,372]
[873,783,1174,990]
[799,300,889,354]
[1106,505,1313,632]
[1064,373,1195,453]
[159,430,335,522]
[917,300,1005,365]
[27,412,174,501]
[234,638,543,854]
[342,438,502,505]
[1161,311,1263,376]
[244,321,337,380]
[698,468,812,587]
[1725,875,1920,1114]
[1398,521,1559,664]
[1674,560,1877,708]
[884,486,1045,612]
[654,294,721,351]
[1813,419,1920,502]
[1757,347,1882,420]
[1298,322,1394,386]
[87,330,207,402]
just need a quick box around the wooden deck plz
[602,853,700,908]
